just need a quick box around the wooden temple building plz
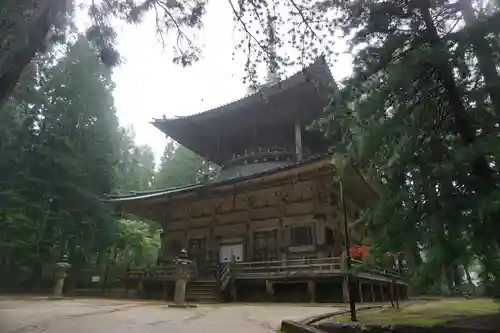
[105,57,408,303]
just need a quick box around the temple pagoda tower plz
[104,53,403,306]
[150,12,335,183]
[152,56,335,182]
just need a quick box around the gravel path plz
[0,297,340,333]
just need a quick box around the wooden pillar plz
[245,217,251,262]
[379,283,384,301]
[308,281,315,303]
[370,283,375,302]
[137,279,144,294]
[394,281,400,308]
[124,279,130,299]
[358,282,363,303]
[265,280,275,301]
[294,121,303,161]
[389,280,395,308]
[315,215,326,256]
[230,282,238,301]
[278,200,286,261]
[162,282,169,301]
[342,277,349,303]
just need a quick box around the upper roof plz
[152,57,335,165]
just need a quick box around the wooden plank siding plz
[156,166,364,266]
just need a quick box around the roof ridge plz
[151,56,329,123]
[104,182,203,198]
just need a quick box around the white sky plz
[77,1,353,164]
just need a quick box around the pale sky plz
[78,1,353,164]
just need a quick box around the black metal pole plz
[340,180,357,321]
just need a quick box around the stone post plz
[51,261,71,299]
[173,265,189,304]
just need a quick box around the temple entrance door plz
[219,243,244,263]
[253,229,278,261]
[188,237,206,266]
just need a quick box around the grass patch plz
[334,298,500,326]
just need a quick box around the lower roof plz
[104,154,329,203]
[103,155,381,209]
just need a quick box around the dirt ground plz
[0,296,339,333]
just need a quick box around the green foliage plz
[113,219,161,268]
[0,35,159,291]
[314,0,500,298]
[114,127,156,193]
[0,31,222,291]
[154,141,219,189]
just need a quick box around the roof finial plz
[266,10,279,85]
[247,10,279,96]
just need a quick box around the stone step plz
[185,297,219,303]
[186,293,218,298]
[192,279,218,283]
[185,295,219,302]
[188,284,218,290]
[186,287,219,294]
[186,291,219,297]
[189,280,218,285]
[185,280,220,303]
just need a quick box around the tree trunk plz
[441,264,451,295]
[418,0,500,250]
[452,263,463,288]
[459,0,500,117]
[0,0,57,111]
[418,0,495,192]
[463,264,475,287]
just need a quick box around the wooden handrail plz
[219,263,232,291]
[350,259,402,279]
[125,263,198,279]
[232,257,341,267]
[230,257,403,281]
[126,256,403,282]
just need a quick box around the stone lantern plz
[168,249,196,308]
[51,254,71,299]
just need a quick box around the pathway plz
[0,297,340,333]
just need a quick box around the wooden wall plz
[158,170,364,264]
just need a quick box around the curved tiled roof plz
[151,56,332,126]
[103,154,328,203]
[151,56,335,165]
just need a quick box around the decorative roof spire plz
[247,10,279,95]
[266,10,279,85]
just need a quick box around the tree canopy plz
[313,0,500,296]
[0,35,162,291]
[154,141,219,189]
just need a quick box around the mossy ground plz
[333,298,500,327]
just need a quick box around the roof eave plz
[103,154,331,203]
[151,56,333,131]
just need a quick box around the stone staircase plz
[185,280,220,303]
